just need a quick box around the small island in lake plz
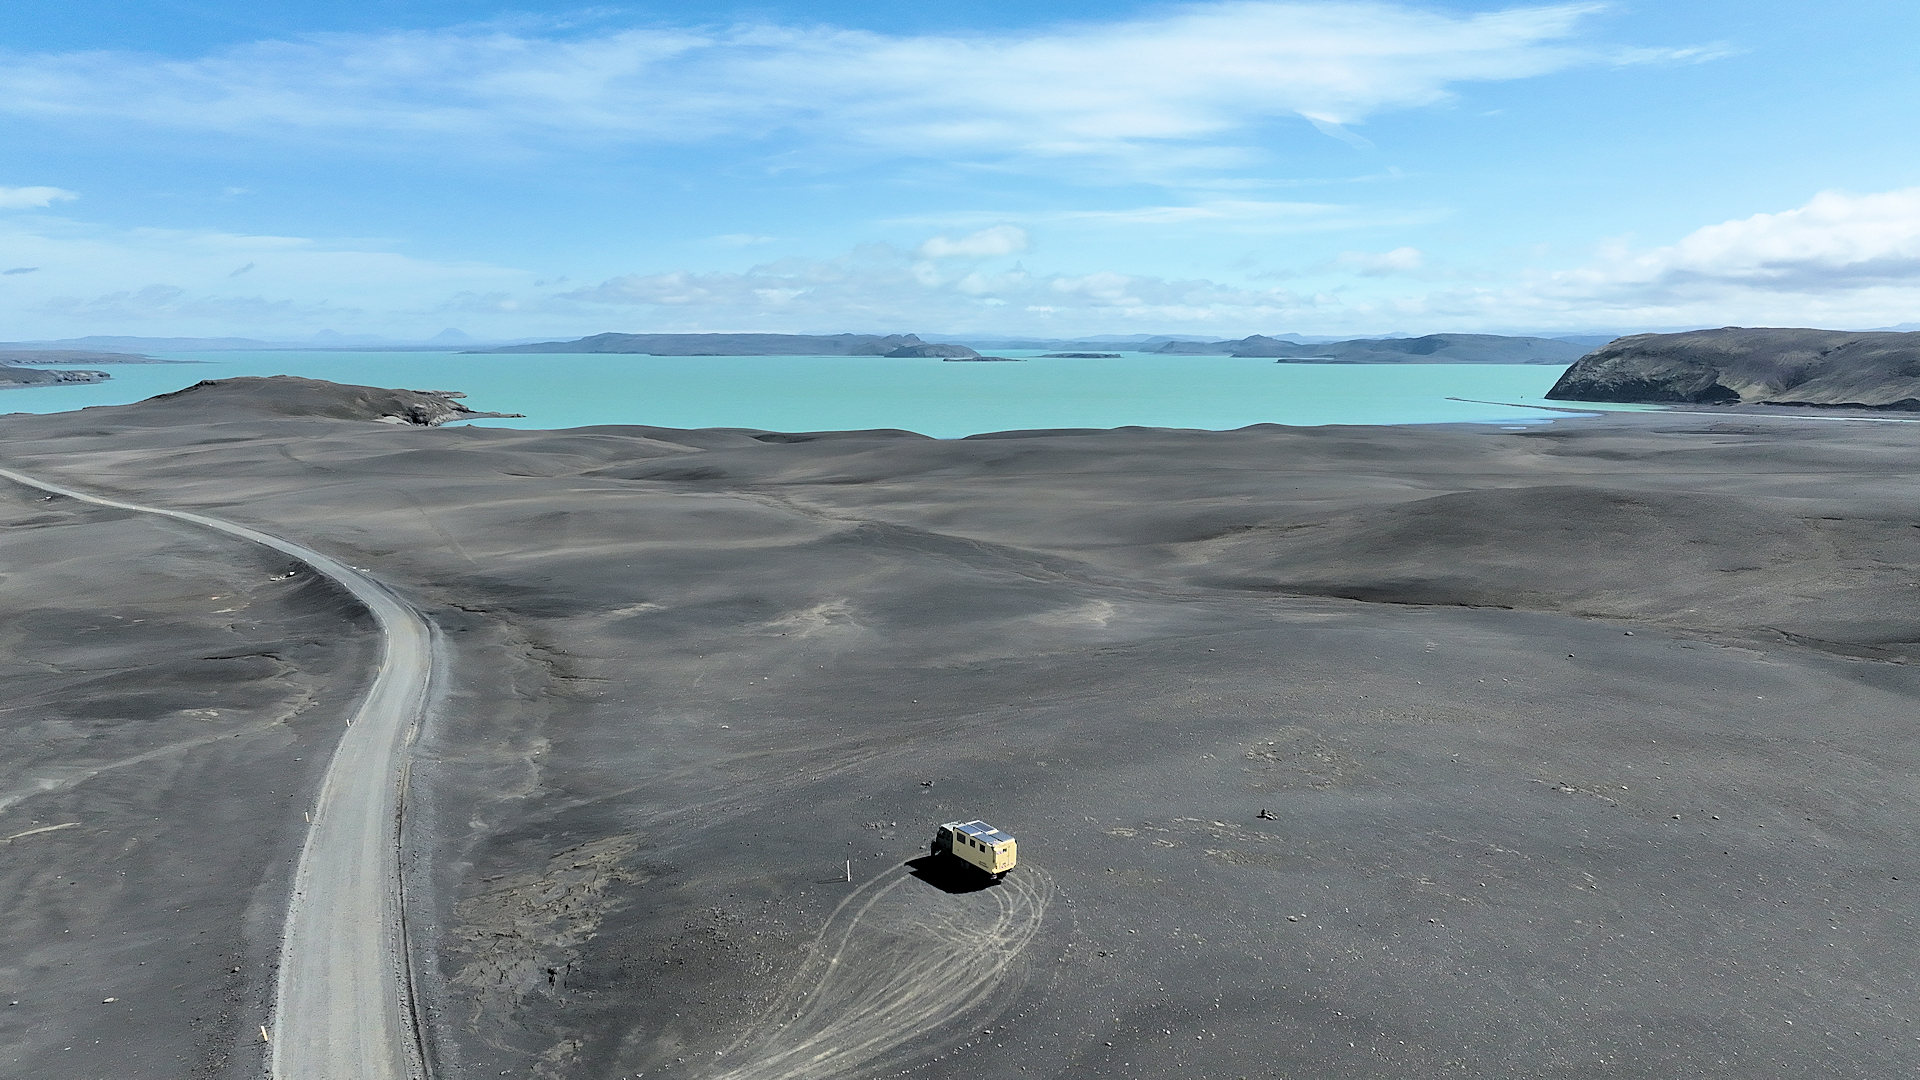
[885,342,982,358]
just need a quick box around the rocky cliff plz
[1546,328,1920,409]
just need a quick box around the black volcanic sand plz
[2,385,1919,1079]
[0,482,375,1079]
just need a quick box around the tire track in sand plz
[703,864,1053,1080]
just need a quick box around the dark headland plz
[142,375,524,425]
[0,347,174,365]
[1548,326,1920,409]
[0,363,111,387]
[2,375,1917,1079]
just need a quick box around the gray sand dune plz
[2,379,1918,1079]
[1191,484,1920,645]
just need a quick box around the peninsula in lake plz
[0,348,173,365]
[0,363,111,387]
[1548,326,1920,409]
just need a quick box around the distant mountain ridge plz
[478,332,928,356]
[5,335,277,351]
[474,330,1605,362]
[0,348,171,364]
[1151,333,1590,363]
[1547,327,1920,410]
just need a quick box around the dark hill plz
[125,376,522,426]
[1155,333,1586,363]
[1546,327,1920,409]
[479,332,925,356]
[885,343,980,358]
[0,364,110,387]
[1155,334,1301,355]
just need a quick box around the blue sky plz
[2,1,1917,340]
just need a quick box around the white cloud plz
[1335,246,1424,275]
[918,225,1029,259]
[899,199,1444,234]
[0,186,78,210]
[1333,187,1920,332]
[1505,187,1920,325]
[558,244,1314,333]
[0,215,535,338]
[1576,187,1920,294]
[0,3,1691,171]
[18,186,1916,341]
[562,188,1919,337]
[1611,42,1739,66]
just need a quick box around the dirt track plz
[705,862,1054,1080]
[0,465,431,1080]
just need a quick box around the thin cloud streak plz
[0,215,532,338]
[890,199,1446,233]
[0,186,79,210]
[0,2,1693,172]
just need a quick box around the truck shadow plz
[904,854,1000,895]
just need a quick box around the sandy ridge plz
[0,464,431,1080]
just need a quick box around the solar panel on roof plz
[951,821,1012,844]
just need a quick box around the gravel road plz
[0,465,430,1080]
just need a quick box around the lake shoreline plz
[0,350,1590,435]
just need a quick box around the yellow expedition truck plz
[931,819,1018,880]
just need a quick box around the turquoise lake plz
[0,350,1641,438]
